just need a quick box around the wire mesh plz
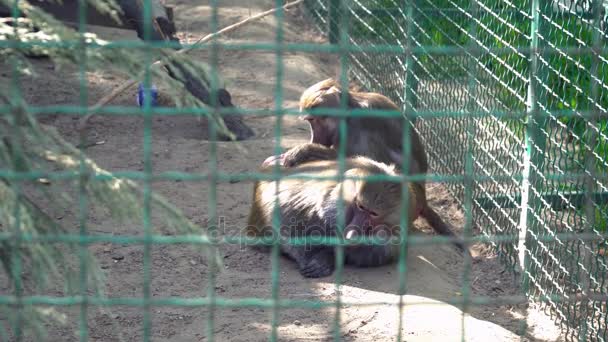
[303,0,608,340]
[1,0,608,340]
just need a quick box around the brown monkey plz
[262,78,426,173]
[262,78,466,253]
[246,157,418,278]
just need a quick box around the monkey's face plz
[301,114,339,148]
[299,81,343,148]
[342,180,402,241]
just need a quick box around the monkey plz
[262,78,467,253]
[262,78,426,173]
[245,157,419,278]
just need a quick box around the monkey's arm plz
[282,245,336,278]
[282,143,338,167]
[344,220,405,267]
[345,243,399,267]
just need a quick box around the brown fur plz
[245,157,419,277]
[282,78,465,253]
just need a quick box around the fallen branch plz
[77,0,304,132]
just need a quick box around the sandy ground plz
[0,0,565,341]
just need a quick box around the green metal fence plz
[1,0,608,340]
[305,0,608,340]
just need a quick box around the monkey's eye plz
[357,202,378,217]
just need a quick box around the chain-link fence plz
[2,0,608,340]
[304,0,608,340]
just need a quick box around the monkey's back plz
[246,158,390,239]
[249,167,339,239]
[349,90,428,174]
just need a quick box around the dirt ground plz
[1,0,566,341]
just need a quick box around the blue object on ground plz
[137,83,158,107]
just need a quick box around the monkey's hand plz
[261,154,285,167]
[344,225,397,267]
[298,248,335,278]
[282,143,338,167]
[346,244,396,267]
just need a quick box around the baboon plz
[246,157,419,278]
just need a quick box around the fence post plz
[461,0,481,335]
[403,0,418,118]
[518,0,546,298]
[579,0,603,339]
[328,0,340,44]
